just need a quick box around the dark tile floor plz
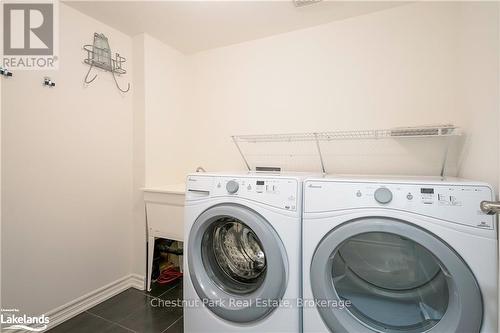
[47,280,183,333]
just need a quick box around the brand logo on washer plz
[307,184,322,189]
[477,221,491,228]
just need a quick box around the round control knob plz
[226,180,239,194]
[374,187,393,204]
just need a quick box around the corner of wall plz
[131,33,147,277]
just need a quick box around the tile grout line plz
[102,297,151,325]
[96,287,178,326]
[157,284,181,299]
[126,287,162,300]
[140,282,181,299]
[132,285,184,332]
[160,315,183,333]
[84,310,138,333]
[83,286,183,333]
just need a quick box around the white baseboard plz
[7,274,146,333]
[129,273,147,290]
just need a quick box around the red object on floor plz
[157,267,183,284]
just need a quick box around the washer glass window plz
[189,204,289,323]
[332,232,449,331]
[202,216,267,295]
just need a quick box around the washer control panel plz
[186,175,299,211]
[305,180,495,230]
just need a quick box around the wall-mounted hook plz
[0,67,13,77]
[112,71,130,93]
[43,77,56,87]
[84,65,97,84]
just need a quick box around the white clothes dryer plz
[302,176,498,333]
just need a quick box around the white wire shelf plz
[232,125,461,143]
[231,125,463,176]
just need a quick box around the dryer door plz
[188,203,288,323]
[310,217,482,333]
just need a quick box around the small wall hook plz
[43,77,56,87]
[0,67,13,77]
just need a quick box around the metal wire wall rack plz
[231,125,463,176]
[83,33,130,93]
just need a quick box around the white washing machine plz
[302,176,498,333]
[183,172,304,332]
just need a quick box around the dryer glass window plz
[202,217,267,295]
[332,232,449,332]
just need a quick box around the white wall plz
[130,34,191,277]
[158,2,497,186]
[1,3,134,315]
[0,57,3,324]
[143,34,190,187]
[454,2,499,185]
[131,34,146,278]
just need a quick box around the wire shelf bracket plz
[232,136,251,171]
[313,132,326,174]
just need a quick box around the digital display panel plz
[256,181,265,185]
[421,188,434,194]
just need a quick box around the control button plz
[406,193,413,200]
[374,187,393,204]
[247,184,252,190]
[226,180,239,194]
[450,196,461,206]
[217,182,221,188]
[356,191,362,197]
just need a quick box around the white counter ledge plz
[142,183,186,195]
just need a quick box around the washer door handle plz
[480,200,500,215]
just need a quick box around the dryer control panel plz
[186,175,299,211]
[305,180,495,230]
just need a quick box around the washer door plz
[310,217,482,333]
[188,204,288,323]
